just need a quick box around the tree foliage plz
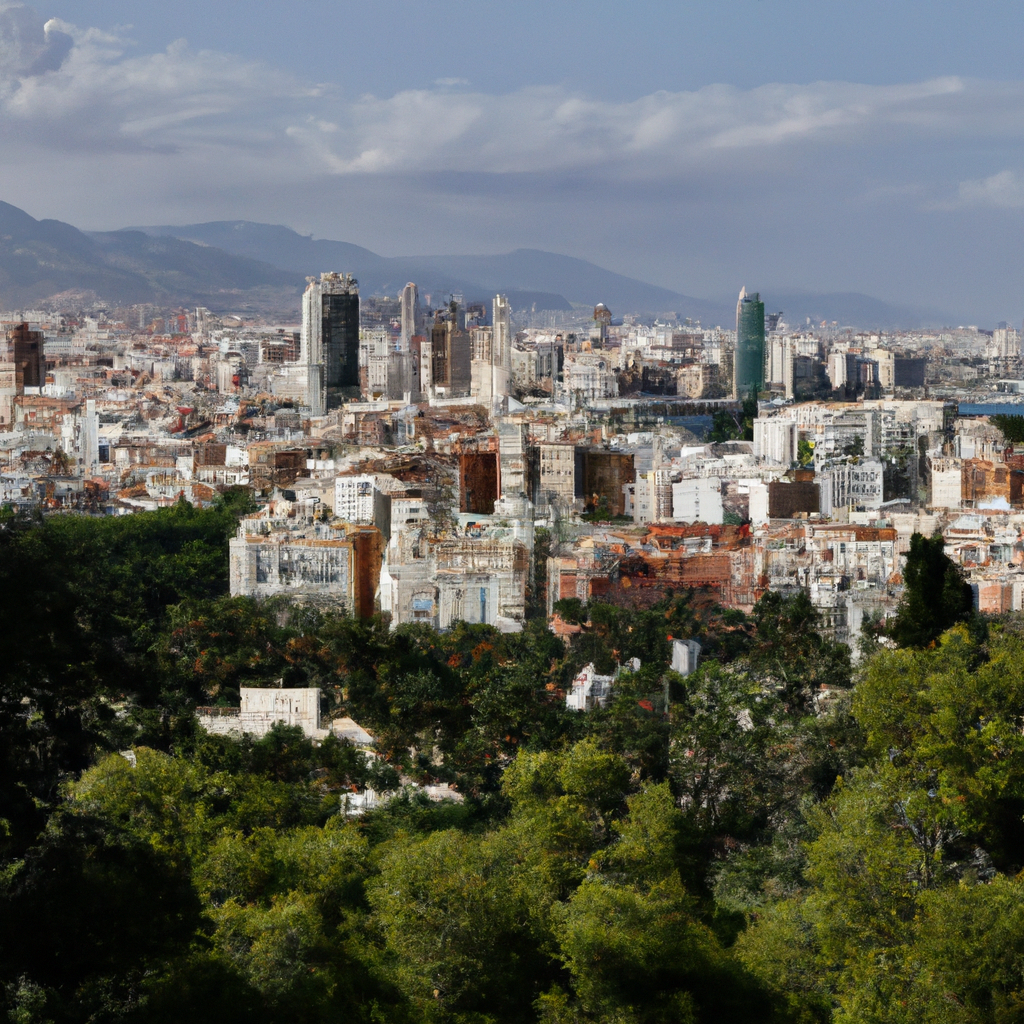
[889,532,974,648]
[991,413,1024,444]
[4,506,1024,1023]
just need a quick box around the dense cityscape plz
[7,245,1024,1022]
[6,1,1024,1021]
[4,279,1024,634]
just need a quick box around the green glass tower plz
[734,287,765,398]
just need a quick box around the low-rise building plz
[197,686,328,740]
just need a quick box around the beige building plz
[197,686,326,739]
[229,515,356,607]
[929,456,963,509]
[536,442,576,510]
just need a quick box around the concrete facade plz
[197,686,326,739]
[672,477,724,525]
[229,525,355,605]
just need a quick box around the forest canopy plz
[2,506,1022,1024]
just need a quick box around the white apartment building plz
[929,456,962,509]
[198,687,325,739]
[817,458,884,515]
[564,353,618,402]
[536,442,576,509]
[869,348,895,390]
[360,328,392,398]
[753,417,799,466]
[672,477,724,525]
[229,521,355,605]
[335,474,376,522]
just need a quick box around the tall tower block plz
[492,294,512,403]
[400,282,419,351]
[320,272,360,389]
[734,287,766,398]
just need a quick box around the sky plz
[2,0,1024,322]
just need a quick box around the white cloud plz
[0,3,72,80]
[0,2,1017,184]
[281,78,984,178]
[946,170,1024,209]
[0,7,304,153]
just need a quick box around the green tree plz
[748,590,851,710]
[708,396,758,444]
[545,785,774,1024]
[669,664,791,887]
[910,876,1024,1023]
[889,532,974,648]
[368,828,541,1021]
[991,414,1024,444]
[841,436,864,458]
[738,626,1024,1023]
[854,625,1024,868]
[0,814,204,1022]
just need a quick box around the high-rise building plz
[431,301,471,396]
[0,322,45,425]
[299,273,360,409]
[491,294,512,402]
[591,302,612,347]
[5,322,45,389]
[81,398,99,473]
[474,295,513,407]
[400,282,419,350]
[734,287,765,398]
[767,335,794,399]
[431,315,449,391]
[410,334,431,397]
[300,278,326,415]
[321,272,360,389]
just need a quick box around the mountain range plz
[0,201,302,311]
[0,200,952,327]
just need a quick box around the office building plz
[491,294,512,403]
[5,323,45,388]
[0,322,46,426]
[299,279,326,414]
[321,272,359,389]
[734,287,765,398]
[301,272,359,394]
[471,294,513,407]
[299,272,360,410]
[431,301,471,397]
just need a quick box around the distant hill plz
[0,199,959,326]
[137,221,716,318]
[767,291,949,331]
[139,220,957,327]
[0,201,302,310]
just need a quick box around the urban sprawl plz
[3,279,1024,707]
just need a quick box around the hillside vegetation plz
[1,503,1021,1024]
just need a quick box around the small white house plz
[565,658,641,712]
[197,686,374,744]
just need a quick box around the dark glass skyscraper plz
[734,287,765,398]
[321,272,360,389]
